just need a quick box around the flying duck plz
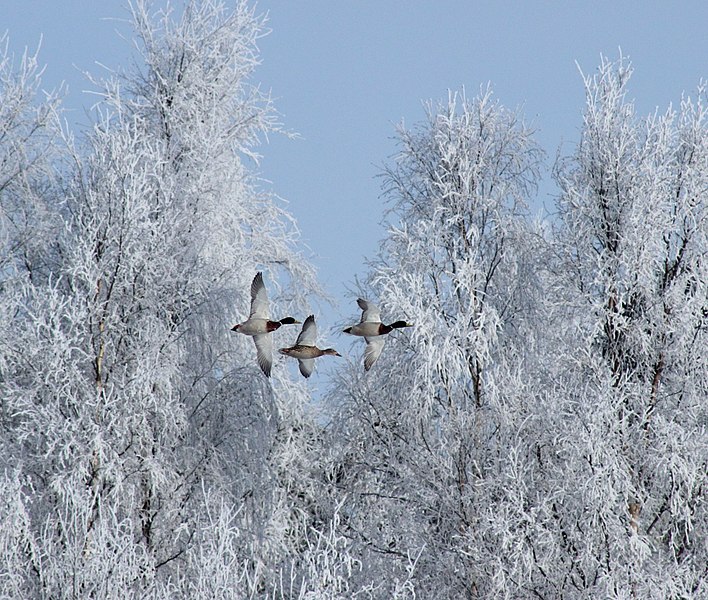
[343,298,413,371]
[231,272,300,377]
[279,315,341,378]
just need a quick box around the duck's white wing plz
[250,272,270,319]
[296,315,317,346]
[298,359,315,378]
[363,336,385,371]
[357,298,381,323]
[252,333,273,377]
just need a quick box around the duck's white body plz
[347,321,387,337]
[234,319,273,336]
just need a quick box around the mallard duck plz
[231,272,301,377]
[343,298,413,371]
[279,315,341,378]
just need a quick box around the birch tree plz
[328,63,707,600]
[542,56,708,598]
[0,1,329,596]
[0,33,62,282]
[328,88,545,598]
[0,36,66,598]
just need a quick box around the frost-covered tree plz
[327,62,707,600]
[0,1,332,597]
[327,88,545,598]
[0,37,65,598]
[538,57,708,598]
[0,33,62,291]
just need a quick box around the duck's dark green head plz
[279,316,301,325]
[390,320,414,329]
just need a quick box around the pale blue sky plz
[4,1,707,373]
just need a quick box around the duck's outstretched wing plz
[357,298,381,324]
[363,336,385,371]
[298,359,315,378]
[296,315,317,346]
[252,333,273,377]
[250,272,270,319]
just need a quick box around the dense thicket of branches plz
[0,2,705,598]
[1,2,329,597]
[327,63,706,599]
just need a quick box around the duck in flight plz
[343,298,413,371]
[279,315,341,378]
[231,272,301,377]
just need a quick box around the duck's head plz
[389,320,414,329]
[279,316,302,325]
